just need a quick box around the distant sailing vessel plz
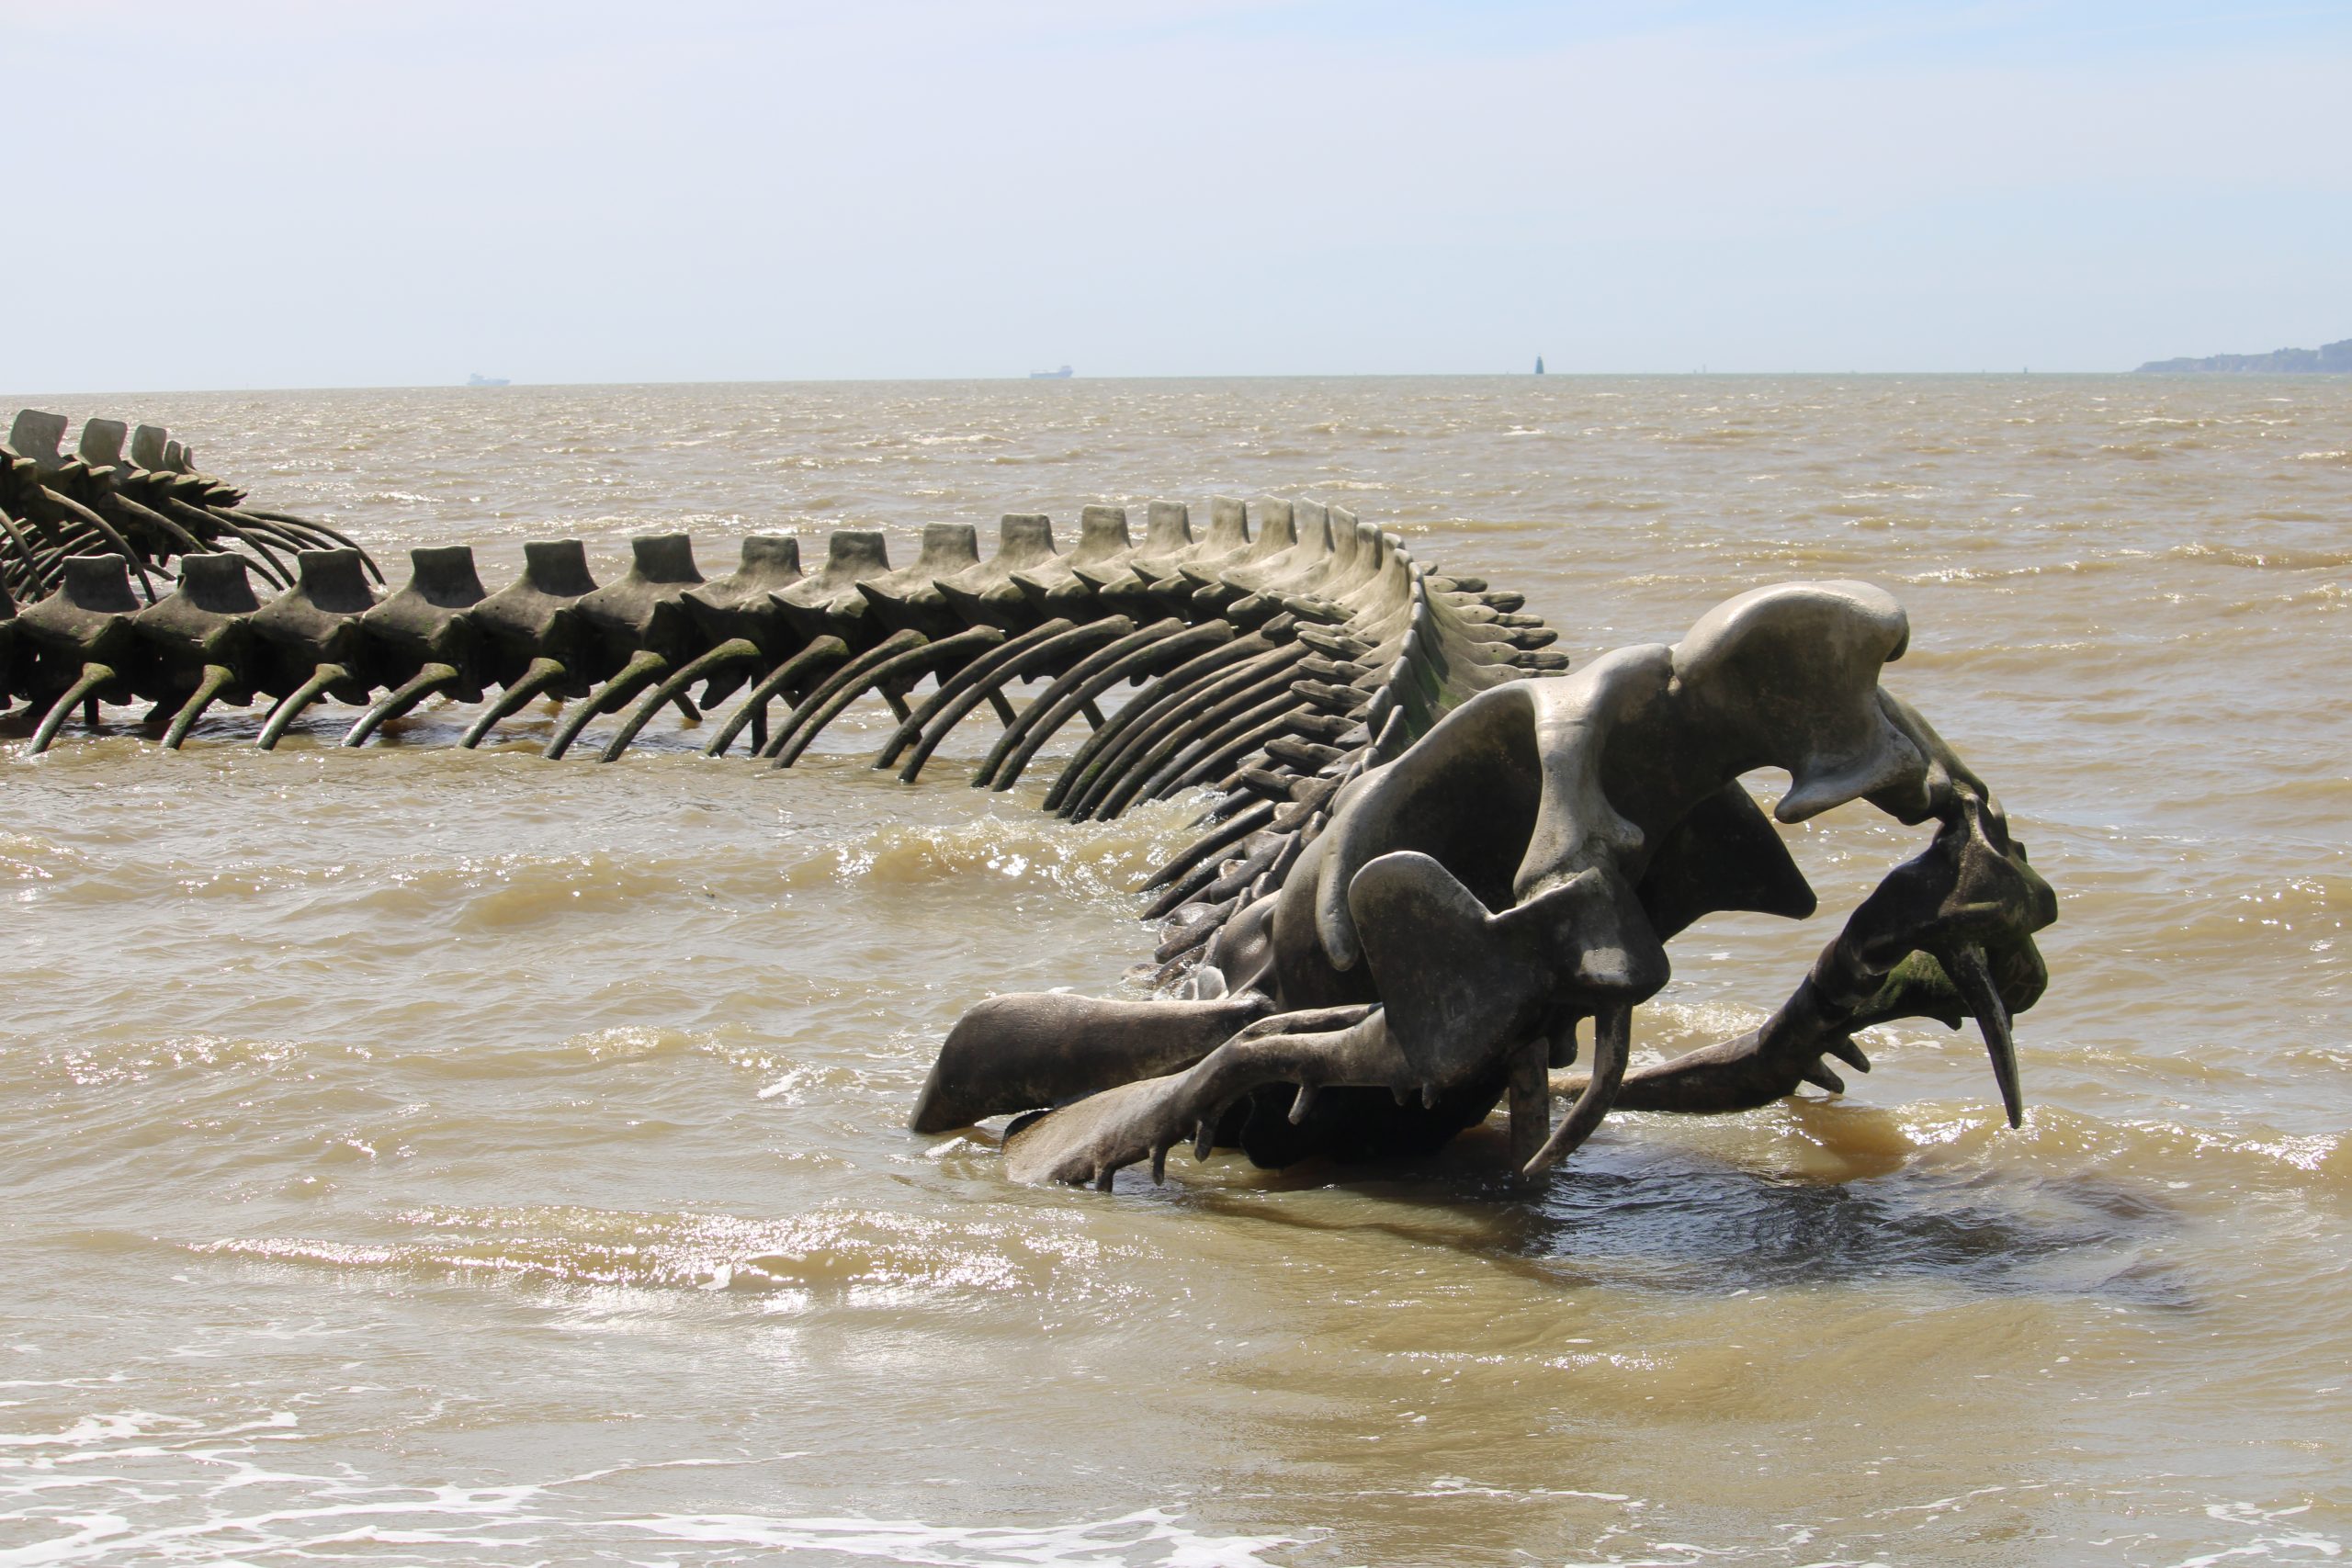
[1028,365,1073,380]
[1534,355,1544,374]
[466,372,511,388]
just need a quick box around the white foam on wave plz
[0,1405,1298,1567]
[607,1506,1297,1565]
[11,1391,2326,1568]
[0,1296,1285,1564]
[2175,1501,2347,1567]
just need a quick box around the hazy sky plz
[9,1,2347,389]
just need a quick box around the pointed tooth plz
[1947,942,2023,1129]
[1825,1033,1871,1073]
[1521,1003,1632,1178]
[1288,1084,1318,1125]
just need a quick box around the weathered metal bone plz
[916,581,2056,1189]
[4,409,378,613]
[6,411,2054,1191]
[17,555,147,750]
[7,415,1555,785]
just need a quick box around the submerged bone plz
[5,410,2052,1194]
[4,411,379,614]
[932,581,2057,1188]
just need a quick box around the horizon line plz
[14,367,2310,401]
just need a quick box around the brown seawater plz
[1,376,2346,1565]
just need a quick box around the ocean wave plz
[189,1202,1153,1305]
[783,810,1184,904]
[13,374,2350,1565]
[2165,542,2352,570]
[604,1508,1298,1564]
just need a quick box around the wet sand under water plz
[0,374,2346,1565]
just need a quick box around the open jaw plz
[916,581,2058,1190]
[5,410,2056,1197]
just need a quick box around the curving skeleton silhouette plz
[4,410,2055,1190]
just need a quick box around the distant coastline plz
[2135,337,2350,374]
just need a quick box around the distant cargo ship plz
[466,372,511,388]
[1028,365,1073,379]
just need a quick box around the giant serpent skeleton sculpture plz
[4,410,2056,1188]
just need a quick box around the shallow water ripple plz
[1,375,2346,1564]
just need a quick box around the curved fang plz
[599,638,760,762]
[29,662,115,755]
[1522,1003,1631,1177]
[257,662,352,750]
[459,657,571,749]
[990,620,1220,793]
[873,615,1077,776]
[758,630,927,762]
[967,617,1139,789]
[1945,942,2023,1129]
[704,638,851,758]
[543,649,667,760]
[772,627,999,770]
[163,664,239,750]
[343,662,459,748]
